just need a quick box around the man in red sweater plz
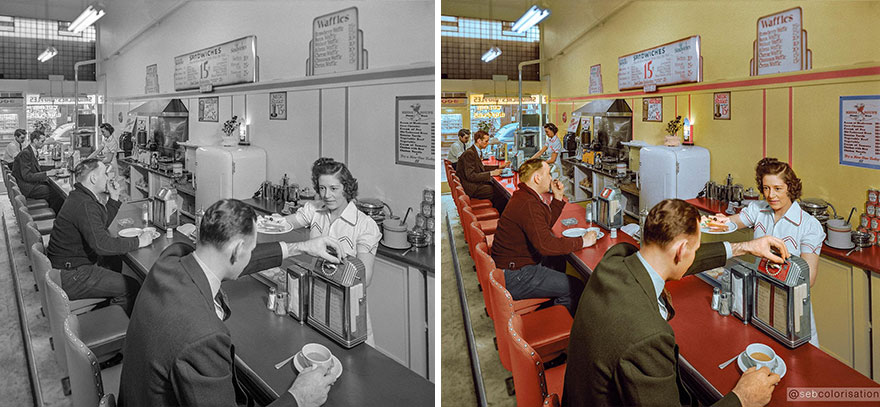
[490,158,596,315]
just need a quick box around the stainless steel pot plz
[356,198,392,223]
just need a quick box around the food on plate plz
[700,215,730,232]
[258,214,289,232]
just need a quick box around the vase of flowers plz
[220,115,241,146]
[664,115,683,147]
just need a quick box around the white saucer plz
[737,351,787,378]
[380,239,411,250]
[118,228,142,237]
[562,227,605,239]
[824,239,855,250]
[292,352,342,380]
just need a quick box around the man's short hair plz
[14,129,26,139]
[74,158,103,183]
[29,130,45,143]
[199,199,257,249]
[518,158,545,182]
[474,130,490,142]
[458,129,471,139]
[642,199,700,248]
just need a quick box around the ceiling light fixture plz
[68,5,105,33]
[511,5,551,33]
[37,46,58,62]
[481,47,502,63]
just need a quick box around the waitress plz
[88,123,119,173]
[284,157,382,345]
[716,157,825,346]
[530,122,562,176]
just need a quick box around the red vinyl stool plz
[508,313,566,407]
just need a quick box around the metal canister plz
[869,189,879,203]
[872,217,880,231]
[862,213,871,229]
[869,231,877,245]
[867,202,877,217]
[423,188,435,203]
[421,201,433,217]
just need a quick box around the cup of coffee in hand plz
[301,343,333,370]
[745,343,777,370]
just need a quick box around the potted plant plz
[664,115,683,147]
[221,115,241,146]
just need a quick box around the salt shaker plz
[719,292,731,316]
[610,228,618,239]
[274,292,288,316]
[266,287,276,310]
[711,287,721,311]
[166,227,173,239]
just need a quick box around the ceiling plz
[441,0,546,22]
[0,0,92,22]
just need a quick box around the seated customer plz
[490,158,595,315]
[11,130,64,213]
[446,128,471,170]
[46,158,155,316]
[1,128,27,167]
[456,130,509,207]
[121,199,342,407]
[563,199,785,407]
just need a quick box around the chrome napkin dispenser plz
[285,257,312,323]
[749,255,812,348]
[151,188,179,231]
[306,255,368,348]
[595,186,625,230]
[725,259,755,324]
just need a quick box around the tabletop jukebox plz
[303,255,368,348]
[748,255,812,348]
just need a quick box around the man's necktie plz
[214,289,231,321]
[660,288,675,321]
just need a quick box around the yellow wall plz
[544,0,880,216]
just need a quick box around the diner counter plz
[242,198,435,273]
[687,198,880,274]
[488,180,879,406]
[105,202,434,405]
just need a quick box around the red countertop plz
[687,198,880,274]
[667,277,880,406]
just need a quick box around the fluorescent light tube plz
[481,47,502,63]
[37,46,57,62]
[68,6,94,30]
[68,5,105,33]
[511,5,550,33]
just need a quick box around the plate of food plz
[700,215,738,234]
[257,214,293,234]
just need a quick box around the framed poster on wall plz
[839,95,880,170]
[269,92,287,120]
[199,97,218,122]
[714,92,731,120]
[396,95,434,168]
[642,97,663,122]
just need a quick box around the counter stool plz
[450,176,493,210]
[19,207,53,236]
[63,316,121,407]
[543,394,560,407]
[461,206,497,237]
[489,261,549,317]
[14,195,55,222]
[456,189,497,220]
[31,246,102,317]
[507,313,566,406]
[9,181,50,210]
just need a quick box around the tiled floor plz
[1,185,74,407]
[440,192,516,406]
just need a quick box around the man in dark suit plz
[12,130,64,213]
[456,130,509,206]
[120,199,343,407]
[564,199,785,407]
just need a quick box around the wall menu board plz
[589,64,603,94]
[174,36,258,91]
[618,36,702,90]
[145,64,159,94]
[396,96,434,169]
[839,95,880,170]
[308,7,364,76]
[751,7,811,76]
[441,114,463,134]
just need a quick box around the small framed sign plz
[198,97,219,122]
[714,92,731,120]
[642,97,663,122]
[269,92,287,120]
[395,95,434,169]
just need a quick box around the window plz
[441,15,541,81]
[0,15,96,81]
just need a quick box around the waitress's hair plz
[755,157,802,201]
[311,157,358,201]
[643,199,700,249]
[99,123,114,135]
[543,122,558,135]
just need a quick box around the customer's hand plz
[499,161,510,169]
[107,178,121,200]
[288,236,345,263]
[490,169,503,176]
[731,366,780,407]
[288,364,335,407]
[137,230,155,248]
[582,231,597,248]
[550,179,565,200]
[730,235,790,264]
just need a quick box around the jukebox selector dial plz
[320,261,338,277]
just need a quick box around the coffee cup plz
[301,343,333,370]
[142,226,157,238]
[745,343,777,370]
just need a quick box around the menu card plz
[589,64,603,94]
[618,36,702,90]
[839,95,880,170]
[396,95,435,168]
[173,36,257,91]
[309,7,361,76]
[751,7,811,76]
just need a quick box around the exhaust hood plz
[129,98,189,117]
[572,98,632,117]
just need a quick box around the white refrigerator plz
[195,145,267,210]
[638,145,710,213]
